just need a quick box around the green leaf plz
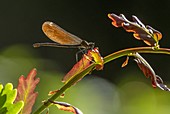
[0,84,3,92]
[0,83,24,114]
[2,83,17,105]
[0,95,6,109]
[0,93,7,114]
[0,107,7,114]
[7,101,24,114]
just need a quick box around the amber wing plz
[42,21,82,45]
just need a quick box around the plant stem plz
[33,64,95,114]
[104,47,170,63]
[33,47,170,114]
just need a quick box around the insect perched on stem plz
[33,21,104,69]
[33,21,95,50]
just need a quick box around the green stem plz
[104,47,170,63]
[33,64,95,114]
[33,47,170,114]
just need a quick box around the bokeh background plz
[1,0,170,114]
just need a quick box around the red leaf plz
[108,13,162,47]
[15,68,40,114]
[134,53,170,91]
[62,52,92,83]
[50,101,83,114]
[62,47,103,84]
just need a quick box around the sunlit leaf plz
[108,13,162,47]
[48,90,65,98]
[121,56,129,67]
[15,68,40,114]
[50,101,83,114]
[88,47,104,70]
[62,47,103,84]
[133,53,170,91]
[0,83,24,114]
[62,52,92,84]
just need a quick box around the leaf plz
[48,90,65,98]
[62,47,104,84]
[108,13,162,47]
[0,93,6,109]
[121,56,129,67]
[50,101,83,114]
[62,52,92,84]
[15,68,40,114]
[0,94,7,114]
[0,83,24,114]
[0,107,7,114]
[133,53,170,91]
[88,47,104,70]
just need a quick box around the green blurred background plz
[1,0,170,114]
